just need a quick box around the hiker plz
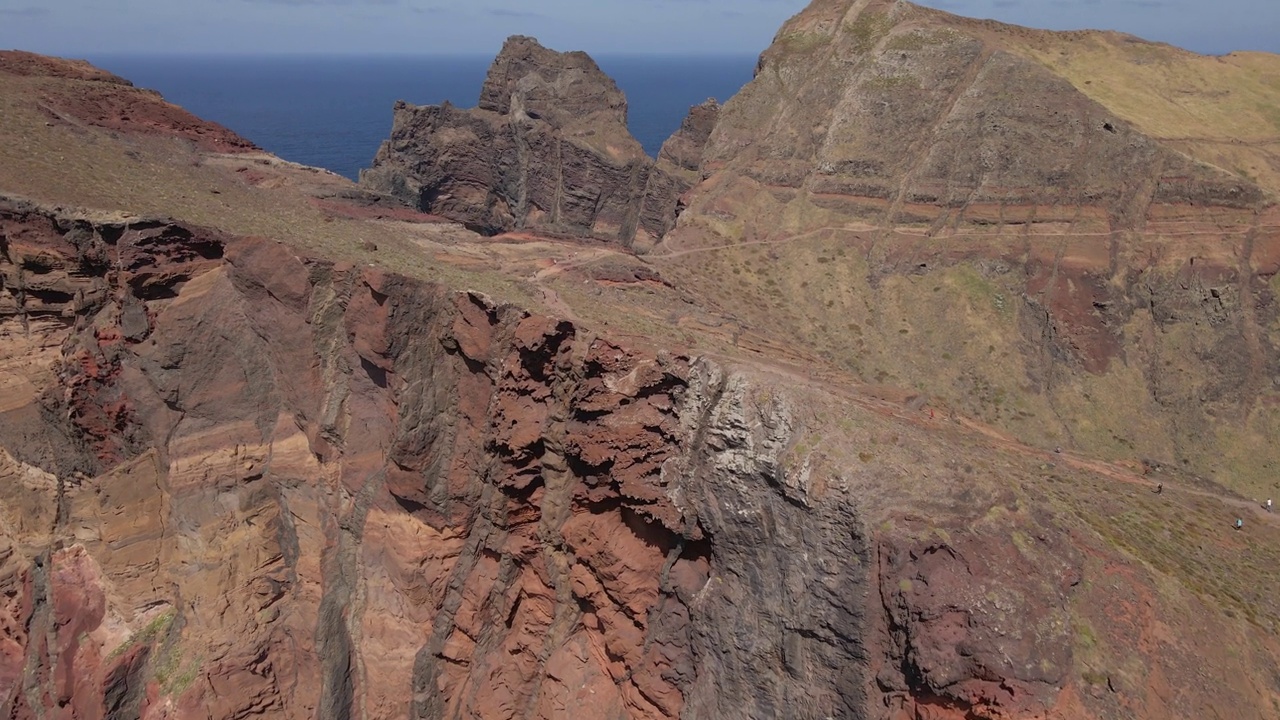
[1236,518,1244,531]
[1268,498,1273,513]
[1153,483,1163,494]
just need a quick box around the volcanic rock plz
[360,36,709,247]
[657,99,720,176]
[5,3,1280,719]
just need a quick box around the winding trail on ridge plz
[702,347,1280,527]
[646,220,1280,261]
[510,225,1280,527]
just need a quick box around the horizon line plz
[17,49,766,60]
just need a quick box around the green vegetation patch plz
[105,609,175,661]
[861,74,922,92]
[885,30,931,52]
[845,11,894,54]
[155,648,203,696]
[946,265,1012,318]
[777,30,833,55]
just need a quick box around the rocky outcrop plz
[360,37,712,247]
[656,100,719,177]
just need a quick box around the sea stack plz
[360,36,713,247]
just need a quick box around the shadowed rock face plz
[658,99,721,176]
[359,36,714,248]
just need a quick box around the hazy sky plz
[0,0,1276,57]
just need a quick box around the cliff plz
[3,5,1280,720]
[359,36,713,247]
[5,199,1277,720]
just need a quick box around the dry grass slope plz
[1006,34,1280,195]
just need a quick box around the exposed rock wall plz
[0,200,875,719]
[4,196,1280,719]
[360,37,716,248]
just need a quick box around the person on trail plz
[1236,518,1244,530]
[1153,483,1163,494]
[1268,498,1273,513]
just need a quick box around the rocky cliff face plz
[359,37,712,247]
[0,199,875,719]
[4,198,1279,720]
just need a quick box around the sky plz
[0,0,1276,57]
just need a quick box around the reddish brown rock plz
[0,50,256,152]
[875,521,1080,718]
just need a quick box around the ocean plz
[87,55,758,181]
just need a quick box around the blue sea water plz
[87,55,757,181]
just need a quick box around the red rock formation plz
[3,200,718,719]
[5,6,1280,717]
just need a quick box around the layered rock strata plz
[654,0,1280,492]
[360,36,715,247]
[0,199,874,719]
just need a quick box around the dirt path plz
[512,225,1280,525]
[649,225,867,259]
[947,414,1279,522]
[646,220,1280,261]
[699,347,1280,526]
[527,247,619,281]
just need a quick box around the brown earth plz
[0,51,257,153]
[653,0,1280,503]
[3,3,1280,720]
